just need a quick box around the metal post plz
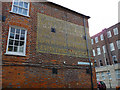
[83,17,94,90]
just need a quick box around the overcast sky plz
[48,0,119,36]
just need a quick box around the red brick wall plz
[2,2,97,88]
[91,22,120,67]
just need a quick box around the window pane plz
[23,9,27,15]
[11,27,15,33]
[14,46,18,52]
[10,33,15,39]
[15,34,19,40]
[20,35,25,40]
[14,40,19,46]
[8,46,13,51]
[20,41,24,46]
[9,39,14,45]
[24,2,28,8]
[18,7,22,14]
[14,0,18,5]
[16,29,20,34]
[13,6,18,13]
[19,46,24,52]
[21,30,25,34]
[19,1,23,7]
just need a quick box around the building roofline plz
[91,22,120,38]
[46,1,90,19]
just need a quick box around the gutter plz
[83,17,94,90]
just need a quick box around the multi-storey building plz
[91,22,120,88]
[1,0,97,88]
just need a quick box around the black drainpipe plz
[83,17,94,90]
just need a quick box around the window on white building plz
[101,72,105,80]
[11,0,30,16]
[115,69,120,79]
[116,40,120,49]
[107,71,112,80]
[91,39,94,45]
[113,28,118,35]
[99,60,103,66]
[107,31,112,38]
[96,73,99,81]
[5,26,27,56]
[109,43,115,51]
[92,49,95,56]
[97,47,101,55]
[100,34,104,41]
[102,45,106,53]
[95,37,98,43]
[112,55,117,64]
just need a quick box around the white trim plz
[5,52,26,56]
[5,26,27,56]
[10,0,30,17]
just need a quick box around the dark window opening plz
[100,60,103,66]
[52,68,58,74]
[51,28,56,33]
[112,56,117,64]
[94,60,97,67]
[86,68,90,74]
[106,58,109,65]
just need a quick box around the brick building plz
[1,0,97,88]
[91,22,120,88]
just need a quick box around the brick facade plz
[2,2,97,88]
[91,23,120,88]
[91,23,120,67]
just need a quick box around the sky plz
[48,0,119,36]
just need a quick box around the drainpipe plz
[83,17,94,90]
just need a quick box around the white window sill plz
[9,11,30,17]
[5,52,26,57]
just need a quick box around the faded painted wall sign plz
[37,13,89,57]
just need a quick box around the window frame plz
[5,26,27,56]
[109,43,115,51]
[96,73,99,81]
[92,49,95,56]
[99,60,103,66]
[115,69,120,79]
[105,58,109,65]
[113,28,118,35]
[10,0,30,17]
[101,72,105,80]
[102,45,106,53]
[107,71,112,80]
[91,39,94,45]
[112,55,117,64]
[94,60,97,67]
[116,40,120,49]
[107,31,112,38]
[100,34,104,41]
[97,47,101,55]
[95,37,98,43]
